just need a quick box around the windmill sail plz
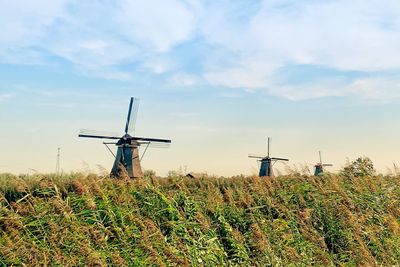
[133,136,171,143]
[138,141,171,148]
[248,154,265,159]
[125,97,139,134]
[271,157,289,161]
[79,129,120,139]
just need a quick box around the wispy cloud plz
[142,56,176,74]
[346,77,400,102]
[117,0,196,52]
[219,92,245,98]
[1,0,400,101]
[200,0,400,101]
[0,94,13,102]
[169,73,199,87]
[36,102,76,108]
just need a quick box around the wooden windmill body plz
[79,97,171,178]
[111,139,142,178]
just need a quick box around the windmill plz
[314,151,332,176]
[249,137,289,177]
[78,97,171,178]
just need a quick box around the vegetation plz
[0,172,399,266]
[342,157,376,177]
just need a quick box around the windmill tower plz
[78,97,171,178]
[56,147,60,174]
[314,151,332,176]
[249,137,289,177]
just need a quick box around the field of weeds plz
[0,173,399,266]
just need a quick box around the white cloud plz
[169,73,198,86]
[78,40,109,55]
[0,0,67,45]
[85,69,133,81]
[267,79,349,101]
[240,0,400,72]
[39,2,140,70]
[0,0,67,64]
[142,56,176,74]
[205,60,279,89]
[346,77,400,102]
[1,0,400,101]
[0,94,13,102]
[47,38,138,69]
[0,0,196,72]
[235,76,400,102]
[199,0,400,101]
[117,0,197,52]
[0,47,46,65]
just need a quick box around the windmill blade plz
[271,157,289,161]
[133,136,171,143]
[125,97,140,134]
[79,129,120,139]
[248,154,265,159]
[322,164,333,167]
[79,134,120,140]
[124,97,133,134]
[138,141,171,148]
[79,129,120,137]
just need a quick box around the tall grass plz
[0,173,399,266]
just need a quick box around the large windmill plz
[249,137,289,177]
[314,151,332,176]
[78,97,171,178]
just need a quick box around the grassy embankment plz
[0,173,399,266]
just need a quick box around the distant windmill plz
[78,97,171,178]
[249,137,289,177]
[314,151,332,176]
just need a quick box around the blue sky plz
[1,0,400,176]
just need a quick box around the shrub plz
[342,156,376,177]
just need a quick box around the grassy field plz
[0,172,399,266]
